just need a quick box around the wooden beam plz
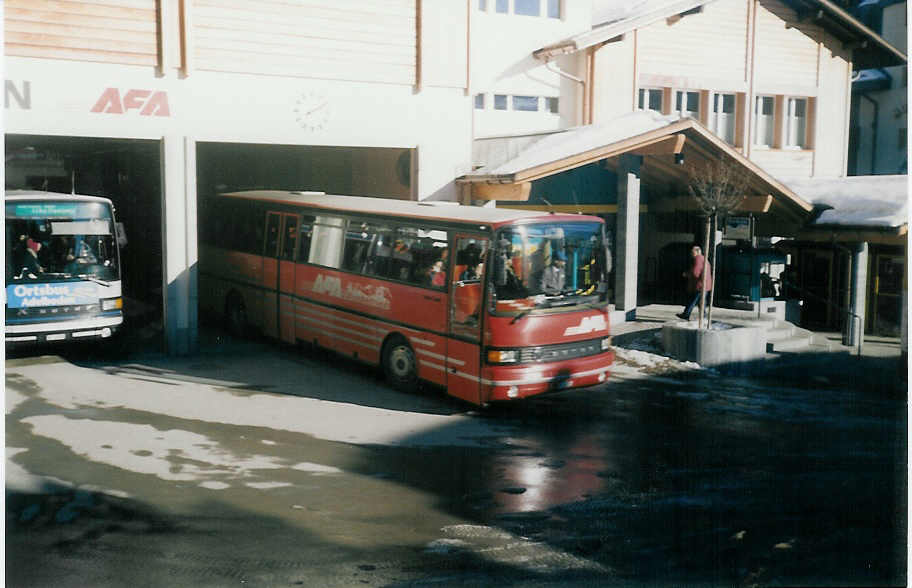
[632,133,686,155]
[473,182,531,201]
[647,194,770,214]
[497,204,649,214]
[738,195,773,213]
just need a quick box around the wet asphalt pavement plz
[5,331,907,587]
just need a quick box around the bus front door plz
[278,213,300,343]
[447,236,489,405]
[262,212,281,339]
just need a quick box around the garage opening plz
[5,135,164,348]
[196,142,413,201]
[194,142,414,333]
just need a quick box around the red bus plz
[198,191,615,405]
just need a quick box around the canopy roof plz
[535,0,905,69]
[459,111,814,228]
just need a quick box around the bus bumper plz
[480,349,615,402]
[6,314,123,345]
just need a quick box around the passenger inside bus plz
[16,238,45,278]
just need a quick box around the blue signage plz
[6,282,101,308]
[5,202,111,220]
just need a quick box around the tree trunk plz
[699,215,711,328]
[708,214,718,326]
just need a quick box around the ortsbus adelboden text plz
[199,191,615,405]
[5,191,124,344]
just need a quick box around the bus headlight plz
[601,336,612,351]
[487,349,518,364]
[102,297,123,311]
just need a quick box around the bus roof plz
[219,190,603,227]
[5,190,114,205]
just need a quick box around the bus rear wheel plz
[225,294,247,338]
[383,336,418,392]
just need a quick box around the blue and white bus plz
[5,191,124,344]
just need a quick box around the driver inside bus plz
[540,250,566,294]
[17,238,45,279]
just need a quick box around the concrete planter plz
[662,322,767,368]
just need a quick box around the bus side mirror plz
[115,222,128,248]
[494,255,508,287]
[603,245,613,275]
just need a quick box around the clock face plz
[294,90,331,131]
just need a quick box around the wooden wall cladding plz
[5,0,159,66]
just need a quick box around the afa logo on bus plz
[312,274,391,310]
[563,314,607,336]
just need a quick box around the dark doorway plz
[5,134,164,346]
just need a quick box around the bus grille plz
[519,338,604,364]
[7,304,101,321]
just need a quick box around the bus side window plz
[264,213,281,257]
[364,224,395,279]
[342,220,370,273]
[298,216,314,262]
[309,215,344,268]
[280,215,298,261]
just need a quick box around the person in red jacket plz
[677,244,712,320]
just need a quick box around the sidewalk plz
[609,304,906,392]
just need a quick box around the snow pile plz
[612,330,703,375]
[781,175,908,229]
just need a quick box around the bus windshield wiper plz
[78,275,112,287]
[510,308,533,324]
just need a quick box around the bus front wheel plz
[225,294,248,338]
[383,336,418,393]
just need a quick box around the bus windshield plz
[491,221,609,313]
[5,201,120,283]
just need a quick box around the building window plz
[495,0,508,13]
[710,92,736,145]
[494,94,507,110]
[515,0,540,16]
[513,95,539,111]
[638,88,663,113]
[547,0,561,18]
[474,93,485,110]
[784,97,807,148]
[675,90,699,119]
[545,96,559,113]
[478,0,487,9]
[753,95,775,147]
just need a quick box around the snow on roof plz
[539,0,708,56]
[592,0,704,27]
[780,175,909,229]
[469,110,682,176]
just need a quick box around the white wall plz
[470,0,592,137]
[4,57,472,201]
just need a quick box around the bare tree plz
[686,160,749,328]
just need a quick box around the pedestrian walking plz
[677,244,712,320]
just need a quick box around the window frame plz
[638,87,664,113]
[513,0,540,17]
[709,91,737,145]
[783,96,808,149]
[674,89,700,120]
[752,94,776,148]
[512,95,540,112]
